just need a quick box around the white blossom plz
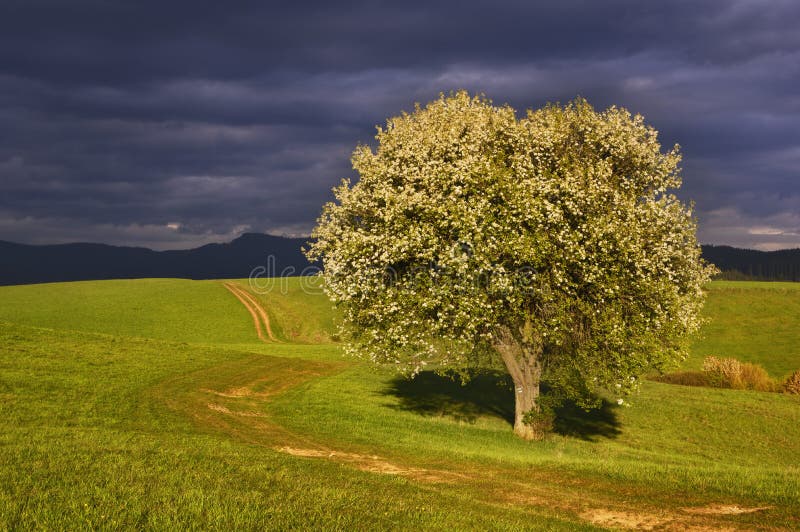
[306,91,715,407]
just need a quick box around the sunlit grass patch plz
[0,278,799,529]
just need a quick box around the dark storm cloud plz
[0,0,798,249]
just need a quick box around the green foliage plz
[308,91,715,408]
[521,396,557,434]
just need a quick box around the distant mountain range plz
[1,235,798,285]
[0,233,317,286]
[701,245,800,282]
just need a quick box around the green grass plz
[0,278,799,529]
[0,279,257,344]
[270,365,800,501]
[0,323,573,530]
[227,276,339,344]
[688,281,800,377]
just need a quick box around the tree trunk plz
[493,325,544,440]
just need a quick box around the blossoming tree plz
[306,92,714,440]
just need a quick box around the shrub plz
[522,397,557,438]
[702,356,744,388]
[785,370,800,395]
[739,362,779,392]
[653,357,781,393]
[701,356,778,391]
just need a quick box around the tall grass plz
[701,356,779,391]
[785,370,800,395]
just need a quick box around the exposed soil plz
[150,310,785,531]
[278,446,452,482]
[207,402,267,418]
[580,508,672,530]
[683,504,773,516]
[223,282,278,342]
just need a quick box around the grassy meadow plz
[0,279,798,529]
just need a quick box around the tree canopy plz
[306,91,715,439]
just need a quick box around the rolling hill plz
[702,245,800,281]
[0,233,316,285]
[1,236,798,286]
[0,279,798,529]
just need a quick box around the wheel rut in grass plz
[150,353,457,483]
[154,284,788,530]
[223,282,278,342]
[151,352,779,531]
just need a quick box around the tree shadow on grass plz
[382,370,516,424]
[551,397,622,441]
[382,370,621,441]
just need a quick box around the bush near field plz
[701,356,778,392]
[785,370,800,395]
[655,356,799,394]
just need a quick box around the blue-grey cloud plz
[0,0,798,249]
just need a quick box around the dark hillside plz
[0,233,315,285]
[701,245,800,282]
[2,237,797,285]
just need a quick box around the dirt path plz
[154,292,783,530]
[150,350,780,531]
[222,282,278,342]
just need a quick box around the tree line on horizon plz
[0,236,798,286]
[703,245,800,282]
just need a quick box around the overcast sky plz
[1,0,798,250]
